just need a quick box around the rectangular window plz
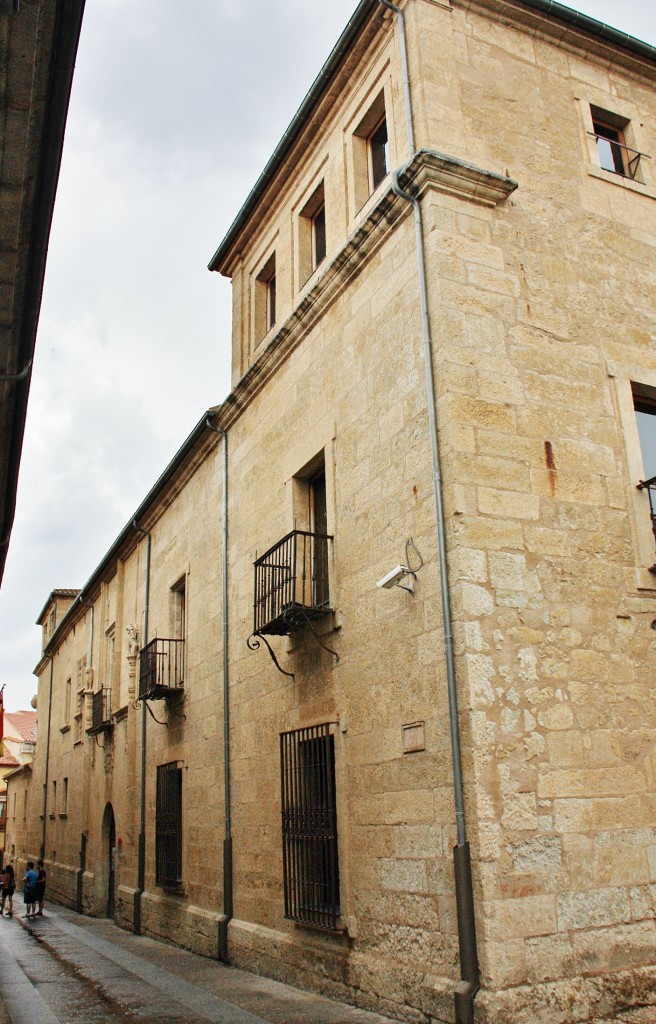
[23,791,27,820]
[61,778,68,815]
[590,105,642,181]
[50,781,56,818]
[353,90,389,210]
[156,762,183,888]
[64,677,72,725]
[280,723,340,931]
[634,386,656,560]
[254,252,276,342]
[368,115,389,191]
[299,182,326,286]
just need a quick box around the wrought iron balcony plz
[139,638,185,700]
[254,530,331,636]
[88,687,112,734]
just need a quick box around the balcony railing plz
[254,529,331,636]
[139,638,185,700]
[589,131,649,181]
[88,687,112,734]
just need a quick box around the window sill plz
[158,884,186,896]
[48,814,56,820]
[60,724,71,734]
[114,705,129,723]
[58,813,68,819]
[587,163,656,200]
[73,739,83,747]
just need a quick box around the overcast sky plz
[1,0,655,711]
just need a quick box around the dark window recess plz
[635,391,656,564]
[280,724,340,931]
[88,688,112,734]
[369,116,389,190]
[267,274,276,330]
[313,205,326,269]
[156,762,182,888]
[139,638,185,700]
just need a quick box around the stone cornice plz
[215,149,517,432]
[455,0,656,81]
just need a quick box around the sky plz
[1,0,655,712]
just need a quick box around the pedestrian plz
[1,864,15,916]
[35,859,47,916]
[23,861,37,918]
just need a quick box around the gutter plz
[205,418,232,961]
[132,521,151,937]
[379,3,480,1021]
[40,655,54,860]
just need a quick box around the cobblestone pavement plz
[0,905,399,1024]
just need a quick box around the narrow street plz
[0,905,399,1024]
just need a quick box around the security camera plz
[376,565,415,592]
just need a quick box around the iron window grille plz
[139,638,184,700]
[280,723,340,931]
[156,762,182,889]
[88,688,112,734]
[253,529,331,636]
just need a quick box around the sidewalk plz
[0,904,401,1024]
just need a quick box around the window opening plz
[156,762,182,888]
[280,723,340,931]
[634,389,656,560]
[589,105,647,181]
[255,252,277,341]
[313,204,326,269]
[369,115,389,191]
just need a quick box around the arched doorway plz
[101,804,116,919]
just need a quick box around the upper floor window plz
[368,115,389,192]
[255,252,276,342]
[299,181,326,287]
[590,105,644,182]
[353,90,389,210]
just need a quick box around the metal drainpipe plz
[73,599,94,913]
[377,3,480,1021]
[41,655,54,860]
[206,418,232,961]
[132,521,151,936]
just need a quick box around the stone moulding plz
[219,149,517,430]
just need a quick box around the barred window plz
[156,762,182,888]
[280,723,340,931]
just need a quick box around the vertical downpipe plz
[377,3,480,1021]
[41,655,54,860]
[133,522,151,935]
[206,418,232,960]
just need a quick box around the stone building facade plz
[6,1,656,1022]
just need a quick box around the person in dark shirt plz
[1,864,15,916]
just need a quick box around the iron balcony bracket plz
[248,632,295,680]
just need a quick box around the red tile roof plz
[0,752,19,767]
[4,710,36,743]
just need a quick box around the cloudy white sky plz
[1,0,655,711]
